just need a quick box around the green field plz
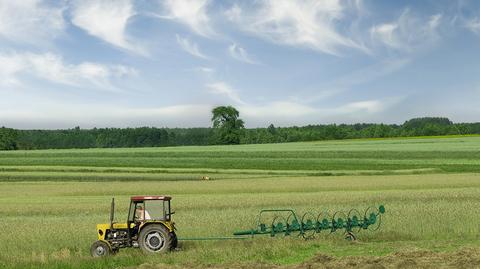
[1,136,480,268]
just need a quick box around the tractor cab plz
[91,196,177,257]
[128,196,173,224]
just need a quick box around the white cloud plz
[160,0,214,37]
[0,103,213,129]
[0,97,396,129]
[224,3,241,21]
[340,100,384,114]
[429,14,442,29]
[465,17,480,34]
[226,0,365,55]
[370,9,442,51]
[206,82,245,104]
[228,43,259,64]
[176,34,209,59]
[202,75,401,125]
[196,66,214,73]
[0,54,25,87]
[240,101,316,118]
[0,83,402,128]
[260,99,385,117]
[0,0,65,44]
[369,24,399,48]
[0,52,136,91]
[237,97,400,126]
[71,0,144,54]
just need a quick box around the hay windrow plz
[131,248,480,269]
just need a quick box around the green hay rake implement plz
[233,205,385,241]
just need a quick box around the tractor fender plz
[99,239,113,251]
[139,221,174,233]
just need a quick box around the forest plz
[1,117,479,150]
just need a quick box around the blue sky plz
[1,0,480,129]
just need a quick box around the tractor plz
[90,196,177,257]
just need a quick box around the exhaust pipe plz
[110,197,115,230]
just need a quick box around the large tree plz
[211,106,245,144]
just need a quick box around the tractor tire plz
[90,240,111,257]
[170,232,178,250]
[138,224,172,254]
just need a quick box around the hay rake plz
[233,205,385,240]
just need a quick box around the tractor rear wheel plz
[90,240,111,257]
[170,232,178,250]
[138,224,172,254]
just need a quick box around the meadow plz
[1,136,480,268]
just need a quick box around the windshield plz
[144,200,170,221]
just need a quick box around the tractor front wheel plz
[90,240,111,257]
[138,224,172,254]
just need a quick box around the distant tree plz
[211,106,245,144]
[6,115,480,150]
[267,124,276,135]
[403,117,453,136]
[403,117,452,129]
[0,127,18,150]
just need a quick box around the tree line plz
[1,107,479,150]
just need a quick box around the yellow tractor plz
[90,196,177,257]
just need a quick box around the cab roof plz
[130,195,171,201]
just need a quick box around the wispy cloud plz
[305,58,410,103]
[240,101,316,118]
[160,0,214,37]
[370,23,399,48]
[204,76,398,123]
[465,17,480,34]
[1,0,477,128]
[0,52,136,91]
[206,81,245,104]
[196,66,214,73]
[0,0,65,45]
[176,34,209,59]
[226,0,366,56]
[228,43,259,64]
[328,58,410,87]
[340,100,384,114]
[70,0,145,54]
[370,9,442,52]
[0,54,25,87]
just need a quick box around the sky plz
[1,0,480,129]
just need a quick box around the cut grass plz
[1,174,480,269]
[1,136,480,268]
[0,166,442,182]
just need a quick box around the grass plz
[0,136,480,181]
[1,135,480,268]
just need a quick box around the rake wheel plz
[301,212,316,239]
[332,211,347,232]
[347,208,362,233]
[345,231,357,241]
[286,212,301,236]
[364,206,381,231]
[271,215,287,236]
[316,211,331,234]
